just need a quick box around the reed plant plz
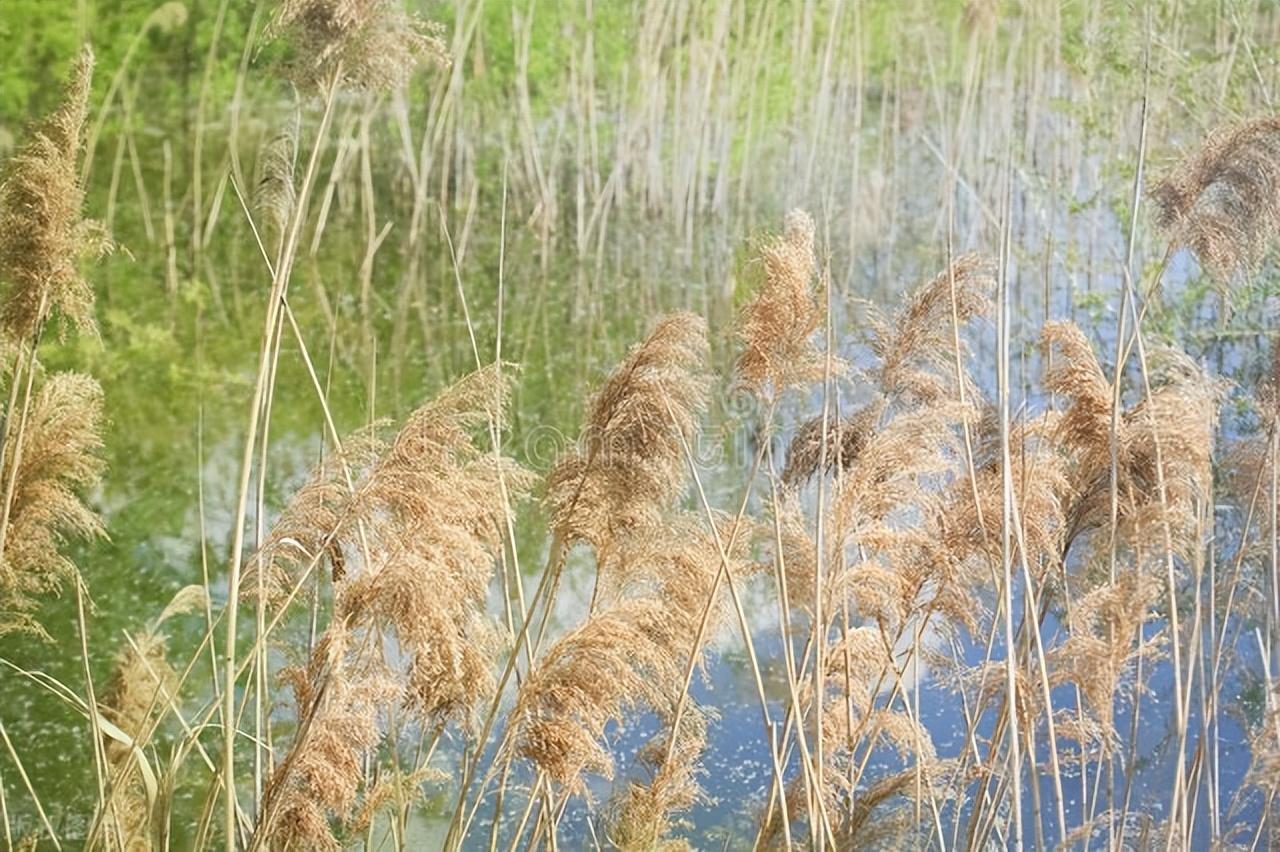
[5,2,1280,851]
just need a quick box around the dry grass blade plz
[96,586,206,851]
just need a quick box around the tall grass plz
[2,0,1280,850]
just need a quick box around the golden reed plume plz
[1041,320,1220,559]
[267,0,450,93]
[868,251,994,407]
[0,372,105,636]
[512,517,735,788]
[546,312,709,552]
[96,586,206,851]
[735,209,828,396]
[1153,117,1280,285]
[0,46,106,341]
[254,365,528,849]
[267,627,401,852]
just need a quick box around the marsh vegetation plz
[1,1,1280,849]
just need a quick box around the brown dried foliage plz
[266,628,401,851]
[781,400,884,490]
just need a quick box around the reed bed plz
[2,1,1280,850]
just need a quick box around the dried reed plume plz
[255,366,528,845]
[265,627,401,851]
[513,515,738,818]
[735,209,828,395]
[1048,571,1164,744]
[97,586,206,852]
[254,120,299,242]
[781,400,884,490]
[1041,321,1220,558]
[606,708,708,851]
[0,372,105,636]
[1153,117,1280,284]
[266,0,449,93]
[99,632,172,852]
[0,46,106,341]
[945,411,1070,580]
[868,252,994,407]
[768,622,948,847]
[513,596,682,785]
[545,313,709,551]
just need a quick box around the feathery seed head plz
[0,372,105,636]
[546,313,709,550]
[735,209,832,396]
[0,46,106,341]
[1153,117,1280,288]
[267,0,450,94]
